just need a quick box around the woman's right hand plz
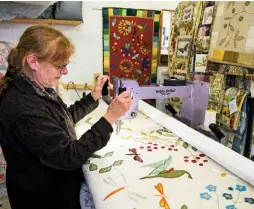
[104,91,131,125]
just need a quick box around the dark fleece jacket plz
[0,74,113,209]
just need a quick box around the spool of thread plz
[204,109,216,128]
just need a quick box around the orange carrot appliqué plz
[104,187,125,201]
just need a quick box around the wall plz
[0,1,179,86]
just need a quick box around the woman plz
[0,25,131,209]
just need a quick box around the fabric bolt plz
[207,73,226,113]
[103,7,160,84]
[218,88,249,156]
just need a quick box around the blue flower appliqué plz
[228,187,234,191]
[235,184,247,192]
[244,197,254,204]
[200,192,212,200]
[225,205,237,209]
[223,193,233,200]
[206,185,217,192]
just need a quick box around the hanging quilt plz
[168,1,204,80]
[209,1,254,67]
[109,16,153,84]
[167,1,204,116]
[103,8,160,84]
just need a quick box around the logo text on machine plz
[156,88,176,96]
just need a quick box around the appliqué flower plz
[205,185,217,192]
[200,192,211,200]
[140,45,151,55]
[244,197,254,204]
[119,59,133,73]
[118,20,134,36]
[236,184,247,192]
[225,205,237,209]
[223,193,233,200]
[228,187,234,191]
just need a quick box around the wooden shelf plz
[59,82,94,90]
[208,58,254,69]
[2,18,82,26]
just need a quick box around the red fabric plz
[109,16,154,85]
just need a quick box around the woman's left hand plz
[91,75,112,101]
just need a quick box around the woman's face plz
[34,60,69,88]
[26,55,69,88]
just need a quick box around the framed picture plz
[196,36,211,53]
[182,5,193,24]
[176,36,192,58]
[198,24,211,36]
[194,54,208,72]
[202,6,214,25]
[171,58,189,80]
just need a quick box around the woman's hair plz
[0,24,74,97]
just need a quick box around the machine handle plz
[165,103,177,116]
[118,87,126,95]
[209,123,225,142]
[102,79,109,96]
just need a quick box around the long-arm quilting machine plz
[74,78,254,209]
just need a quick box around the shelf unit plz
[2,18,82,26]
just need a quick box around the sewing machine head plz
[113,78,140,120]
[112,77,209,133]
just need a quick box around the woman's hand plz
[91,75,112,101]
[104,91,131,125]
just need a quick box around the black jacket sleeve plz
[67,93,99,124]
[13,112,113,170]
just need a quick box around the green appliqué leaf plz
[113,160,123,166]
[225,39,231,47]
[104,152,113,157]
[128,26,132,33]
[89,163,98,171]
[219,37,226,46]
[181,205,188,209]
[149,130,155,135]
[141,132,147,136]
[191,146,197,152]
[236,36,245,41]
[224,17,232,20]
[182,142,189,149]
[245,1,250,6]
[99,166,112,173]
[140,169,193,180]
[229,24,235,32]
[91,154,103,159]
[235,29,239,38]
[125,20,131,25]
